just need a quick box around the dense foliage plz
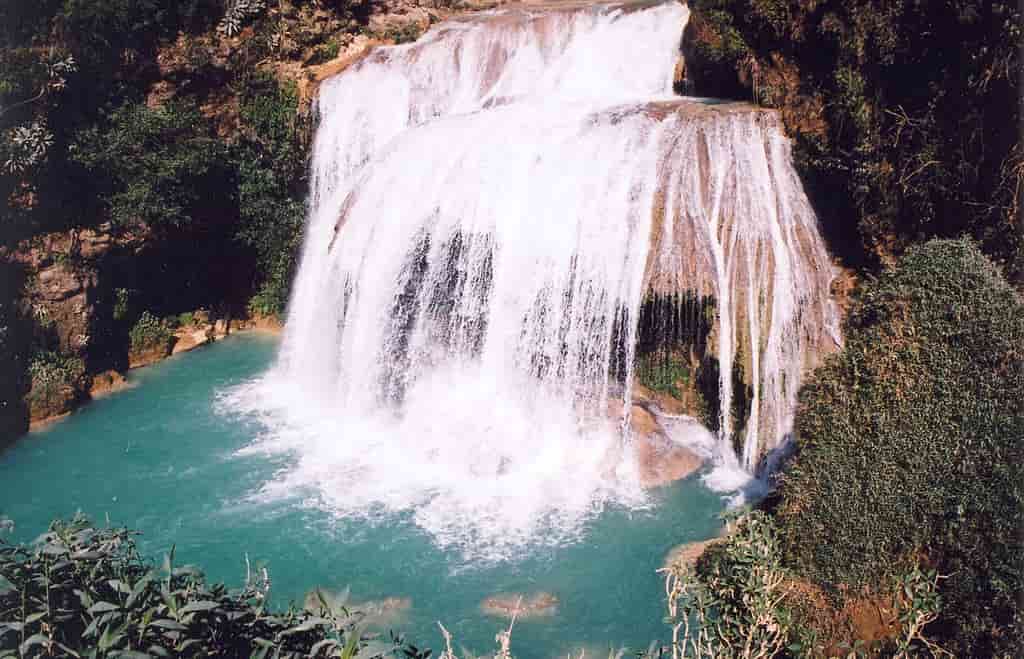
[26,351,86,401]
[0,516,420,658]
[234,72,310,317]
[775,239,1024,656]
[71,103,231,231]
[684,0,1021,277]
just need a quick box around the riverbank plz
[26,314,282,432]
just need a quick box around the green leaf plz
[88,601,121,614]
[179,600,220,614]
[150,619,187,631]
[310,638,341,656]
[126,573,154,609]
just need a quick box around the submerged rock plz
[481,592,558,619]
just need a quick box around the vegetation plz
[234,72,310,317]
[684,0,1021,277]
[660,511,792,658]
[775,239,1023,656]
[0,516,422,658]
[129,312,174,355]
[24,351,85,413]
[70,103,231,232]
[657,511,950,658]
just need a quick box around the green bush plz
[0,516,419,658]
[655,511,790,654]
[26,351,85,405]
[129,312,173,354]
[776,239,1024,656]
[234,72,309,318]
[70,103,231,232]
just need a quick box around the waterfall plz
[234,0,840,556]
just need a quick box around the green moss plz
[635,352,690,398]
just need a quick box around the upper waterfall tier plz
[305,0,688,210]
[255,0,839,552]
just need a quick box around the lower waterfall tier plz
[282,98,839,471]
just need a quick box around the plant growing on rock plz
[70,102,231,232]
[25,351,85,410]
[235,72,310,318]
[683,0,1022,277]
[129,311,174,354]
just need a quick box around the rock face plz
[10,228,116,360]
[89,370,128,397]
[26,384,79,428]
[633,429,704,488]
[127,342,174,369]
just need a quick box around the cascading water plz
[229,0,840,558]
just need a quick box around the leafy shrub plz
[776,239,1024,656]
[656,511,792,658]
[383,22,426,45]
[26,351,85,404]
[0,516,416,658]
[112,288,130,322]
[129,312,173,354]
[218,0,266,37]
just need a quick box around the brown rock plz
[608,396,706,487]
[171,327,212,355]
[89,370,128,397]
[26,385,78,426]
[634,432,703,488]
[128,342,174,369]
